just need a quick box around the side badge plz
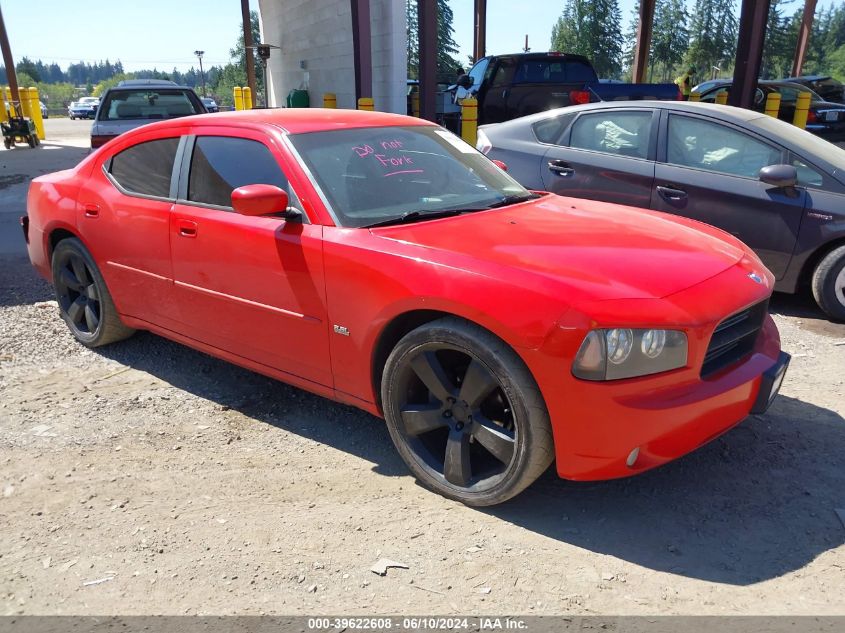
[333,325,350,336]
[748,272,763,285]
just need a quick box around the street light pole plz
[194,50,206,97]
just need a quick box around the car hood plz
[370,194,747,302]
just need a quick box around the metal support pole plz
[791,0,817,77]
[473,0,487,62]
[729,0,771,110]
[241,0,257,105]
[0,4,21,110]
[350,0,373,102]
[631,0,656,84]
[418,0,437,122]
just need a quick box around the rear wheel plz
[811,245,845,321]
[381,318,554,506]
[51,238,135,347]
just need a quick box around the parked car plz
[22,109,788,505]
[695,80,845,142]
[454,52,681,125]
[40,101,48,119]
[783,75,844,103]
[200,97,219,113]
[68,96,99,120]
[477,100,845,320]
[90,79,206,148]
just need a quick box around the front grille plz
[701,300,768,378]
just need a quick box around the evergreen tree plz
[406,0,462,81]
[685,0,737,79]
[650,0,689,81]
[551,0,624,79]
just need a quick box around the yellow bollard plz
[233,87,244,111]
[19,87,32,119]
[322,93,337,108]
[688,92,700,102]
[793,92,811,129]
[764,92,782,118]
[29,87,45,140]
[0,87,7,124]
[243,87,253,110]
[412,92,420,117]
[715,91,728,105]
[357,97,374,111]
[5,87,17,117]
[461,97,478,146]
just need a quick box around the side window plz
[532,112,577,145]
[789,152,825,188]
[109,137,179,198]
[467,58,489,90]
[666,114,781,178]
[490,59,516,88]
[569,111,652,158]
[188,137,288,208]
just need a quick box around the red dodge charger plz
[22,109,790,505]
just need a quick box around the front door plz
[169,131,331,387]
[652,112,804,279]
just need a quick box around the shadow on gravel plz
[94,326,845,586]
[485,395,845,586]
[95,331,407,477]
[770,291,845,336]
[0,256,53,307]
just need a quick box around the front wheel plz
[381,318,554,506]
[51,238,135,347]
[812,245,845,321]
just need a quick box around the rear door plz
[77,131,183,328]
[169,128,332,387]
[651,111,804,279]
[540,108,657,208]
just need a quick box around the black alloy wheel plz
[382,318,554,505]
[51,238,135,347]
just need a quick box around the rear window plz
[99,89,201,121]
[513,59,596,85]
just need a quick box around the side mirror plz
[457,74,473,90]
[491,159,508,172]
[231,184,290,217]
[759,164,797,188]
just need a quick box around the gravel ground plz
[1,122,844,616]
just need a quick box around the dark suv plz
[91,79,206,148]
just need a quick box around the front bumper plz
[523,261,786,481]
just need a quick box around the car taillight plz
[91,135,115,149]
[570,90,591,105]
[806,110,818,123]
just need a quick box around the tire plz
[812,244,845,321]
[381,317,554,506]
[69,115,75,120]
[51,238,135,347]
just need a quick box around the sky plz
[3,0,650,75]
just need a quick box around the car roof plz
[122,108,436,136]
[117,79,178,87]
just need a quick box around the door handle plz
[656,185,688,201]
[177,219,198,238]
[548,161,575,177]
[83,203,100,218]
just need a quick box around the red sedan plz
[22,109,790,505]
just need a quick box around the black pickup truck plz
[456,52,681,125]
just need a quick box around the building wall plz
[258,0,406,114]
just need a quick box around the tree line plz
[551,0,845,83]
[0,11,263,111]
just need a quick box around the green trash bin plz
[286,89,310,108]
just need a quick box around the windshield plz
[751,115,845,174]
[287,125,531,228]
[99,89,201,121]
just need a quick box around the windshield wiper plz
[486,193,541,209]
[365,209,469,228]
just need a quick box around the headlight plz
[572,329,688,381]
